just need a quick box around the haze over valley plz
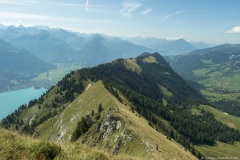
[0,25,213,92]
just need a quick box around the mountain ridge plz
[1,52,240,159]
[126,37,197,55]
[0,26,153,65]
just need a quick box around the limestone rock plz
[116,121,121,130]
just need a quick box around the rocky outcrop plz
[97,115,122,140]
[93,113,136,154]
[29,109,39,125]
[121,129,133,143]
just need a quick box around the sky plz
[0,0,240,44]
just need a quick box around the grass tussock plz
[0,127,140,160]
[0,128,62,160]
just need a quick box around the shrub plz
[82,152,109,160]
[31,142,61,160]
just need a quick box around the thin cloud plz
[0,12,75,22]
[58,3,104,9]
[58,3,86,7]
[24,0,39,4]
[163,10,186,20]
[86,0,89,12]
[0,0,38,5]
[225,26,240,34]
[0,12,50,20]
[0,12,131,24]
[0,0,23,5]
[141,8,153,15]
[57,3,115,15]
[121,1,142,18]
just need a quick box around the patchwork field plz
[193,61,240,103]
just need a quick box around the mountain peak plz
[89,33,105,40]
[112,52,169,74]
[137,52,170,67]
[126,37,196,56]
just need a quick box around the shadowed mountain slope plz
[0,39,55,91]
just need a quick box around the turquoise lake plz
[0,87,47,120]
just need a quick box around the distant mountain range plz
[0,25,153,66]
[0,26,80,63]
[0,25,214,66]
[0,39,55,91]
[0,24,217,92]
[70,33,153,67]
[190,41,214,49]
[125,37,200,55]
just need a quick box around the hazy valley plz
[0,25,210,92]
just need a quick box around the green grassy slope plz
[195,141,240,158]
[0,127,64,160]
[191,104,240,158]
[34,80,115,142]
[34,63,82,83]
[0,80,197,160]
[34,80,197,159]
[0,127,140,160]
[200,105,240,130]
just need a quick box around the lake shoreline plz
[0,87,47,120]
[0,79,55,93]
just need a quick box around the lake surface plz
[0,87,47,120]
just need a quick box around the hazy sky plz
[0,0,240,43]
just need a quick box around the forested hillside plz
[167,44,240,116]
[1,53,240,159]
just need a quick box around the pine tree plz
[98,103,103,113]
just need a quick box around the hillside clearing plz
[200,105,240,130]
[195,141,240,158]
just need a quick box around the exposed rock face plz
[29,109,39,125]
[99,115,122,139]
[121,129,133,143]
[116,121,121,130]
[56,125,66,142]
[93,113,137,155]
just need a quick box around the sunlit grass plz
[200,105,240,130]
[195,141,240,158]
[34,63,82,83]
